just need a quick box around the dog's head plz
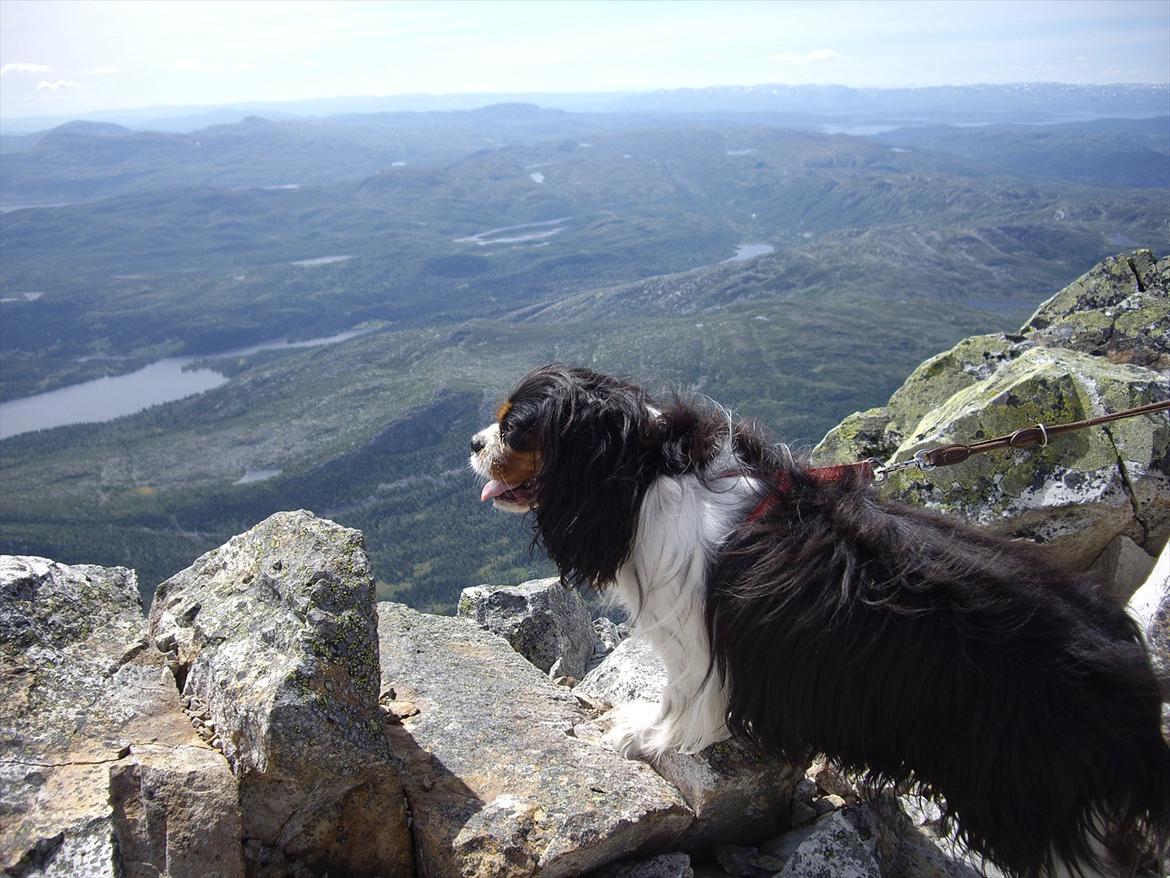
[470,364,663,588]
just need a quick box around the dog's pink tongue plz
[481,479,508,502]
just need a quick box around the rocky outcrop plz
[0,555,243,878]
[148,511,412,878]
[457,577,595,679]
[378,602,691,877]
[815,249,1169,581]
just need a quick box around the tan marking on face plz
[491,448,541,487]
[496,400,512,423]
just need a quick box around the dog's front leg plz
[602,699,663,759]
[601,635,731,760]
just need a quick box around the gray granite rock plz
[592,852,694,878]
[776,811,882,878]
[148,511,411,878]
[1022,250,1170,370]
[1089,533,1157,604]
[378,601,692,877]
[577,635,668,706]
[889,824,984,878]
[458,577,596,679]
[0,555,243,878]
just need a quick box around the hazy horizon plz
[2,0,1168,123]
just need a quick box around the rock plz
[712,843,764,876]
[594,616,631,653]
[884,347,1167,570]
[814,251,1170,574]
[809,757,857,802]
[588,616,633,673]
[147,511,411,878]
[789,800,818,827]
[1023,250,1170,370]
[1088,534,1157,604]
[592,852,694,878]
[377,601,692,877]
[458,577,596,679]
[1128,540,1170,701]
[655,740,805,847]
[776,811,882,878]
[577,635,668,706]
[0,555,243,878]
[577,635,804,847]
[889,824,984,878]
[761,818,822,863]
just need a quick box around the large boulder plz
[0,555,243,878]
[458,577,596,679]
[815,250,1170,576]
[577,635,806,847]
[377,602,693,877]
[148,511,411,878]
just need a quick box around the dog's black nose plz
[471,436,485,453]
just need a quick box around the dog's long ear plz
[532,376,659,590]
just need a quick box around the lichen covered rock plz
[1023,249,1170,369]
[148,511,411,878]
[0,555,243,878]
[815,250,1170,576]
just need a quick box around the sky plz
[2,0,1168,120]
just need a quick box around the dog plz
[469,364,1169,877]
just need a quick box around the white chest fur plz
[606,463,762,758]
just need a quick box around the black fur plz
[505,365,661,588]
[501,364,1170,876]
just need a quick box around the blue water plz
[0,329,368,440]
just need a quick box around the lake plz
[0,328,369,440]
[722,243,775,263]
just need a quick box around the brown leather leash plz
[731,399,1169,523]
[873,398,1170,480]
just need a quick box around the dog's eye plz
[502,422,536,451]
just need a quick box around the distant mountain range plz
[610,82,1170,119]
[3,82,1167,134]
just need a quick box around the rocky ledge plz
[5,516,1167,877]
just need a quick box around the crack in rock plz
[1102,424,1148,546]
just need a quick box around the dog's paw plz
[601,701,660,760]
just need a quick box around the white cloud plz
[35,79,93,91]
[82,65,119,76]
[1,62,53,76]
[769,48,842,65]
[233,62,260,73]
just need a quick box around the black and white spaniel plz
[469,363,1169,877]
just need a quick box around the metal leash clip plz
[871,450,934,483]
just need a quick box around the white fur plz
[469,423,502,478]
[604,449,763,759]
